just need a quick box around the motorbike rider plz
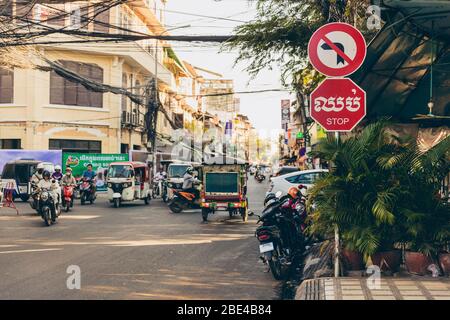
[154,167,167,181]
[31,163,45,186]
[61,167,77,187]
[52,165,63,182]
[182,167,199,200]
[154,167,167,196]
[37,170,61,209]
[82,163,97,193]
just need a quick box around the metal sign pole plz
[334,131,340,277]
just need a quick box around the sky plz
[164,0,292,133]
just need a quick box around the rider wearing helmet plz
[31,163,45,186]
[61,167,77,187]
[182,167,199,200]
[37,170,61,205]
[52,165,63,181]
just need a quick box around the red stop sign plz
[310,78,366,132]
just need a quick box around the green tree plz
[225,0,375,92]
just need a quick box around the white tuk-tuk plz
[106,162,151,208]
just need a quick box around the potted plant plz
[341,246,365,271]
[439,247,450,276]
[307,121,450,277]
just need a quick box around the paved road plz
[0,178,278,300]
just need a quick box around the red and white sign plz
[308,22,367,77]
[310,78,366,132]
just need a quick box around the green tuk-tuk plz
[200,157,249,222]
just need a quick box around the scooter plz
[62,185,75,212]
[36,188,61,227]
[168,189,201,213]
[254,193,305,280]
[79,178,96,205]
[255,172,266,183]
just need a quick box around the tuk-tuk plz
[166,162,201,201]
[200,157,249,222]
[0,160,54,202]
[106,162,151,208]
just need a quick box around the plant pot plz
[439,253,450,276]
[405,251,432,276]
[371,250,402,273]
[342,249,365,271]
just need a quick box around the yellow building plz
[0,0,184,154]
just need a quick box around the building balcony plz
[41,33,174,87]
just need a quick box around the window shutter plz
[47,4,65,26]
[93,7,109,33]
[50,70,64,105]
[0,68,13,104]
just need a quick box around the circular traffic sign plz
[308,22,367,77]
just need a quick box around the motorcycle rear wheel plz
[268,247,289,280]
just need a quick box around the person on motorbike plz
[155,167,167,181]
[82,163,97,193]
[52,165,63,182]
[31,163,45,186]
[153,167,167,196]
[61,167,77,187]
[37,170,61,207]
[182,167,199,200]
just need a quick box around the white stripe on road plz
[0,248,62,254]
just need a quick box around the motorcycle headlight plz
[167,183,173,188]
[107,183,112,188]
[41,192,49,201]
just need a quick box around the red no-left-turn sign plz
[308,23,367,77]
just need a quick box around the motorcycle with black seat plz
[254,187,307,280]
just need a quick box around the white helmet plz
[37,163,45,170]
[55,165,62,171]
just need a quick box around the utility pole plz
[150,24,191,179]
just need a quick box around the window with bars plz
[50,60,103,108]
[0,139,21,149]
[49,139,101,153]
[0,67,13,103]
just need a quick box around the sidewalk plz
[296,277,450,300]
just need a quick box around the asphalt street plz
[0,177,279,300]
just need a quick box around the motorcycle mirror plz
[248,211,254,217]
[52,179,56,183]
[298,184,307,190]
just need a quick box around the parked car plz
[267,169,329,197]
[270,166,299,178]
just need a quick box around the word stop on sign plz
[310,78,366,132]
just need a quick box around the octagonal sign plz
[310,78,366,132]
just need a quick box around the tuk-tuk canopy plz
[203,156,247,166]
[109,162,147,169]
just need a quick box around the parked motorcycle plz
[36,188,60,226]
[255,193,306,280]
[62,185,75,212]
[79,178,96,205]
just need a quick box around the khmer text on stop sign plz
[310,78,366,132]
